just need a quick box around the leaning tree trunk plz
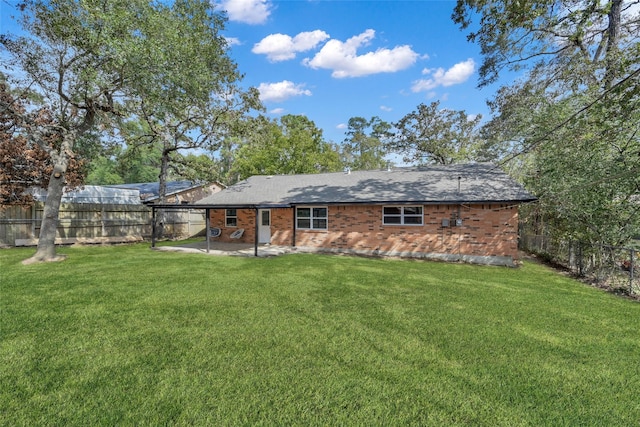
[154,133,172,240]
[23,138,71,264]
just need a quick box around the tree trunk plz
[604,0,622,89]
[23,146,70,264]
[154,132,172,239]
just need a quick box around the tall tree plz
[388,101,483,165]
[1,0,254,262]
[341,116,391,170]
[117,0,261,204]
[127,86,259,206]
[453,0,640,245]
[232,115,343,180]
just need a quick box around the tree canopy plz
[455,0,640,245]
[341,116,391,170]
[1,82,84,205]
[232,115,342,181]
[388,101,484,165]
[1,0,256,262]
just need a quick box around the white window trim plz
[296,206,328,230]
[225,208,238,227]
[382,205,424,226]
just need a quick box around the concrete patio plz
[152,240,292,257]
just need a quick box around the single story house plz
[154,163,536,265]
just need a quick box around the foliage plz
[86,146,220,186]
[0,0,254,261]
[455,0,640,246]
[118,0,262,202]
[523,87,640,245]
[84,156,123,185]
[452,0,638,89]
[388,101,484,165]
[0,83,84,206]
[2,246,640,425]
[85,143,162,185]
[173,153,219,184]
[213,136,243,185]
[341,116,391,170]
[232,115,343,180]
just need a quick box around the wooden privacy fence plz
[0,203,206,247]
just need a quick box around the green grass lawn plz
[1,244,639,426]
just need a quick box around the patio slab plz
[152,241,292,257]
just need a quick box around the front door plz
[258,209,271,244]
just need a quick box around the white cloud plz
[303,29,419,78]
[269,107,285,114]
[258,81,312,102]
[216,0,272,25]
[253,30,330,62]
[336,123,347,130]
[225,37,242,47]
[411,58,475,92]
[380,105,392,112]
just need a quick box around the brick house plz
[187,163,535,265]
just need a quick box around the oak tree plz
[232,115,343,180]
[1,0,254,262]
[389,101,483,165]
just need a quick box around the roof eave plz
[155,197,537,210]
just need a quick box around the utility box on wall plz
[442,217,463,227]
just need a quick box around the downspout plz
[205,208,210,253]
[254,207,259,257]
[292,205,296,247]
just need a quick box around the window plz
[296,206,328,230]
[383,206,423,225]
[225,209,237,227]
[261,210,270,226]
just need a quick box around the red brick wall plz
[209,208,256,243]
[209,204,520,261]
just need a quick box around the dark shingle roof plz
[194,164,535,207]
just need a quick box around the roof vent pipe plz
[458,176,461,193]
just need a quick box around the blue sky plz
[0,0,506,146]
[218,0,502,144]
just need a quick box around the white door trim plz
[258,209,271,244]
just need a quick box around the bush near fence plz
[0,203,206,247]
[520,234,639,297]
